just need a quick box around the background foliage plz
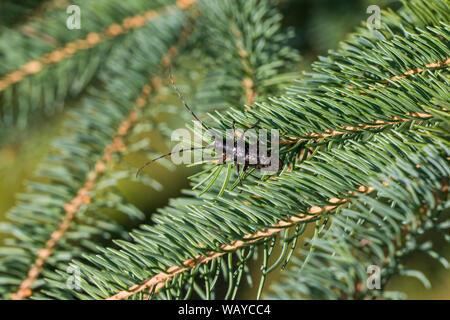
[0,0,448,300]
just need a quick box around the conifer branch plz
[281,53,449,144]
[0,1,199,145]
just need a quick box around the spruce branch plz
[104,111,449,299]
[55,122,448,300]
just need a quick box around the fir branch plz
[19,24,60,47]
[232,27,256,106]
[281,110,434,145]
[289,2,450,96]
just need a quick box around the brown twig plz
[281,112,437,144]
[346,57,450,93]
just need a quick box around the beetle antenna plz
[168,67,215,138]
[136,146,211,177]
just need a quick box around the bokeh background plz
[0,0,448,299]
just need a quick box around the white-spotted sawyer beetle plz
[136,69,284,189]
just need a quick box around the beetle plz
[136,70,283,187]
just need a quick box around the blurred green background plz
[0,0,448,299]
